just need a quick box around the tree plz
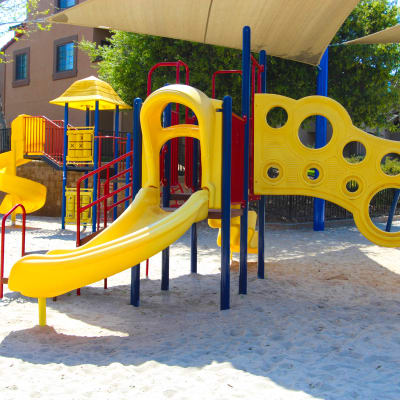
[0,0,50,60]
[80,0,400,130]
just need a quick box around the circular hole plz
[298,115,333,149]
[307,168,319,181]
[267,166,280,179]
[266,107,288,128]
[380,153,400,176]
[343,142,366,164]
[346,180,359,193]
[369,188,400,232]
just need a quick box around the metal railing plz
[76,151,134,246]
[0,128,11,154]
[263,189,399,223]
[1,204,26,298]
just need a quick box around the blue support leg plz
[131,99,143,306]
[92,101,100,233]
[161,104,172,291]
[386,189,400,232]
[239,25,251,295]
[257,50,267,279]
[61,103,69,230]
[221,96,232,310]
[314,48,329,231]
[191,138,199,274]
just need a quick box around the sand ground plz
[0,216,400,399]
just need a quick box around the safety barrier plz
[1,204,26,298]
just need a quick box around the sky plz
[0,0,400,50]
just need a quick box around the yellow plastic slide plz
[0,116,46,214]
[9,188,208,298]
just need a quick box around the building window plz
[58,0,77,9]
[53,35,78,80]
[12,47,30,87]
[57,42,74,72]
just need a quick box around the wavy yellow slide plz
[9,188,208,317]
[0,116,47,214]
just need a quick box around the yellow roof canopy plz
[49,76,131,110]
[344,24,400,45]
[49,0,360,66]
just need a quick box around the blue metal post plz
[190,136,199,274]
[113,105,120,221]
[161,104,172,291]
[239,25,251,294]
[258,50,267,279]
[61,103,69,230]
[314,48,329,231]
[92,101,100,233]
[386,190,400,232]
[131,98,142,307]
[221,96,232,310]
[84,107,90,190]
[125,133,131,209]
[85,106,90,126]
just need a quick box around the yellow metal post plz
[38,297,46,326]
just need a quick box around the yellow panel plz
[66,128,94,164]
[254,94,400,247]
[65,187,93,224]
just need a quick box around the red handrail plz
[147,60,190,96]
[1,204,26,298]
[76,151,134,246]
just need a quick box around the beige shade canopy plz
[49,0,360,66]
[50,76,131,110]
[344,24,400,45]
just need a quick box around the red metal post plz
[1,204,26,299]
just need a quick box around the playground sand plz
[1,216,400,400]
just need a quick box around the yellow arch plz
[140,84,223,208]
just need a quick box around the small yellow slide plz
[0,116,46,214]
[208,209,258,254]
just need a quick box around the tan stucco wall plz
[3,23,97,127]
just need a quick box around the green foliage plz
[381,154,400,175]
[80,33,243,111]
[81,0,400,130]
[346,155,366,164]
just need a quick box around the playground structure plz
[1,0,400,326]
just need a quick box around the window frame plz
[12,47,30,88]
[53,35,78,81]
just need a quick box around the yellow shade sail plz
[344,24,400,45]
[49,0,360,66]
[49,76,131,110]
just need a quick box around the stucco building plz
[0,0,130,131]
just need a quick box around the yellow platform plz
[0,116,46,215]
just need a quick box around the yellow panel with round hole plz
[254,94,400,247]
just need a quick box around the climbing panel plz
[254,94,400,247]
